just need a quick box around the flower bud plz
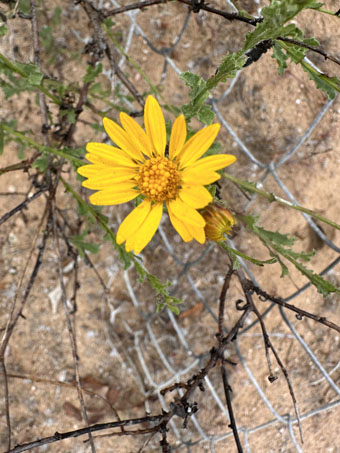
[202,204,236,242]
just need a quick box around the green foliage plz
[52,6,62,26]
[207,51,246,89]
[301,60,340,99]
[134,260,182,314]
[220,242,277,269]
[180,72,212,123]
[243,0,321,51]
[181,0,339,119]
[40,25,54,53]
[0,25,8,37]
[69,228,100,258]
[242,215,340,296]
[0,59,42,98]
[83,63,103,84]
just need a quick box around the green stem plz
[314,8,340,17]
[277,42,340,95]
[2,125,84,166]
[223,173,340,232]
[0,53,61,105]
[219,242,277,266]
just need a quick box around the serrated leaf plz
[269,251,289,277]
[220,242,277,267]
[243,214,340,296]
[301,64,339,99]
[197,104,215,125]
[83,63,103,84]
[33,154,49,172]
[243,215,296,246]
[69,233,100,258]
[272,42,289,74]
[243,0,322,52]
[207,51,245,88]
[27,66,44,86]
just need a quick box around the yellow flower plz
[78,95,236,254]
[202,203,236,242]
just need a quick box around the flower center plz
[137,157,181,202]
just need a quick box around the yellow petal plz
[103,117,144,161]
[168,208,193,242]
[187,224,205,244]
[85,143,138,167]
[144,95,166,156]
[120,113,153,158]
[178,124,220,168]
[117,199,152,244]
[167,198,205,228]
[169,114,186,160]
[190,154,236,171]
[82,169,136,190]
[89,184,139,205]
[78,164,136,179]
[182,167,221,185]
[179,184,212,209]
[125,203,163,254]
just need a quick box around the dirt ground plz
[1,1,340,452]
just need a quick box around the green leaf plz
[301,63,339,99]
[243,0,322,52]
[0,25,8,37]
[220,242,277,267]
[52,6,62,26]
[83,63,103,84]
[69,230,100,258]
[272,42,289,74]
[33,154,49,172]
[180,72,210,120]
[40,26,54,53]
[134,260,182,312]
[207,51,246,88]
[103,17,115,28]
[197,104,215,125]
[16,62,44,86]
[243,214,340,296]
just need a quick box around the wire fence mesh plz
[1,0,340,452]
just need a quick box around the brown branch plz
[277,36,340,67]
[104,0,166,17]
[5,415,165,453]
[0,187,47,226]
[237,269,303,444]
[221,363,243,452]
[0,152,40,176]
[103,0,261,26]
[247,281,340,334]
[218,266,234,336]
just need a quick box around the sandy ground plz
[1,1,340,452]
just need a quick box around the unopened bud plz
[202,204,236,242]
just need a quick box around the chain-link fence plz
[1,1,340,452]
